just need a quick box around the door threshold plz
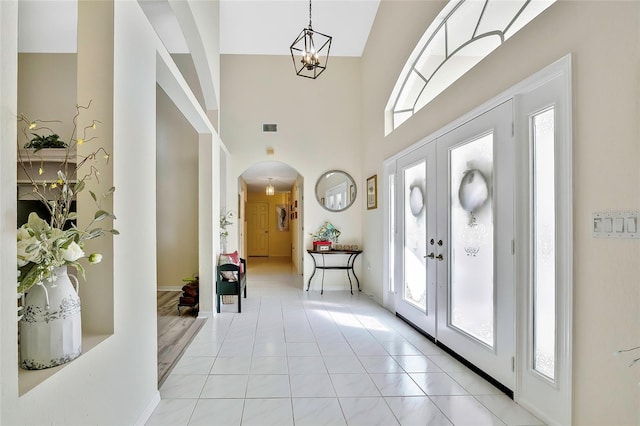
[396,313,513,399]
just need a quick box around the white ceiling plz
[220,0,380,56]
[18,1,380,55]
[241,161,301,193]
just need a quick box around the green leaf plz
[109,229,120,235]
[88,228,104,238]
[89,191,97,203]
[94,210,109,221]
[74,180,85,194]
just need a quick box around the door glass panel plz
[403,161,427,311]
[532,108,556,380]
[449,133,494,346]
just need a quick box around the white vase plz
[19,266,82,370]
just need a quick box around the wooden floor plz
[157,291,206,387]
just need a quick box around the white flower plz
[88,253,103,264]
[17,237,42,266]
[61,241,85,262]
[17,227,31,241]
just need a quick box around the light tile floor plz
[146,257,544,426]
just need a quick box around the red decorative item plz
[313,241,332,251]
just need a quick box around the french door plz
[395,142,437,337]
[395,100,515,390]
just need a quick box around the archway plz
[239,161,304,276]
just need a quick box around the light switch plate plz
[593,211,640,238]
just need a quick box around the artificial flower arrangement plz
[310,221,341,244]
[16,102,118,294]
[219,210,234,240]
[219,209,234,250]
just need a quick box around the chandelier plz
[289,0,332,79]
[265,178,275,196]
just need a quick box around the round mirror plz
[315,170,356,212]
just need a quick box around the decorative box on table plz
[313,241,332,251]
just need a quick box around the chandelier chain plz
[308,0,312,28]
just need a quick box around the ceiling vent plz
[262,123,278,133]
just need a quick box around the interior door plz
[247,201,269,256]
[394,142,437,337]
[435,100,515,390]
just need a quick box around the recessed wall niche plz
[17,52,114,394]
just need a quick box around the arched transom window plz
[385,0,555,135]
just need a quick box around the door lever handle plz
[436,254,444,261]
[425,252,435,259]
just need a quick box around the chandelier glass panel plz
[266,178,275,196]
[290,0,332,79]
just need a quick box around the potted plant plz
[23,133,68,152]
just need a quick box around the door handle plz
[437,240,443,246]
[425,252,435,259]
[264,230,269,233]
[436,254,444,261]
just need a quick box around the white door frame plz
[382,55,572,425]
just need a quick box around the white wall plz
[361,1,640,424]
[156,85,199,288]
[1,1,220,423]
[220,54,364,291]
[0,0,19,422]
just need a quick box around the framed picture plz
[275,204,289,231]
[366,175,378,210]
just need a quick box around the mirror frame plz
[315,170,357,212]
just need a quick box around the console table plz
[306,249,363,295]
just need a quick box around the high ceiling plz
[17,0,381,192]
[220,0,380,56]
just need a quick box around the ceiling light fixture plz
[266,178,275,196]
[289,0,332,79]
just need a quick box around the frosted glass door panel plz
[436,99,514,390]
[395,141,436,336]
[403,161,427,310]
[532,108,556,380]
[449,133,495,347]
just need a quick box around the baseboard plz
[158,286,182,292]
[198,310,213,318]
[134,391,160,426]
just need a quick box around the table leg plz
[321,253,325,295]
[307,253,318,291]
[349,253,362,292]
[346,270,354,295]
